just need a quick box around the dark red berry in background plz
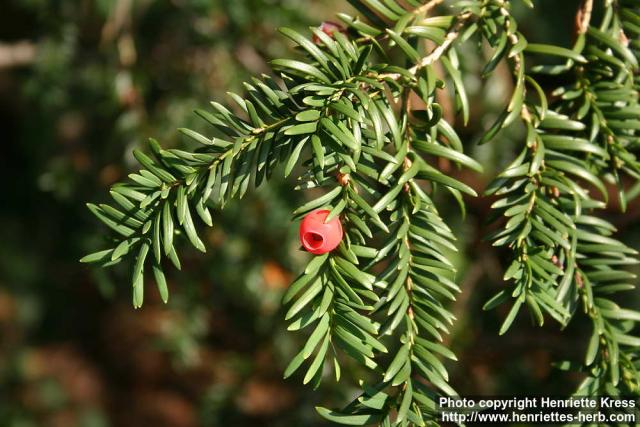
[312,22,346,44]
[299,209,343,255]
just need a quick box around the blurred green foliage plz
[0,0,638,426]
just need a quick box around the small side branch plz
[408,14,468,74]
[380,12,472,80]
[412,0,444,17]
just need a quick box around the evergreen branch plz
[479,0,588,331]
[568,216,640,399]
[82,27,386,307]
[550,0,640,408]
[81,1,640,425]
[479,0,640,409]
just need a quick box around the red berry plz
[299,209,343,255]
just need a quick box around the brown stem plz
[575,0,594,36]
[379,12,473,80]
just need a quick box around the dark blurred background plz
[0,1,638,426]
